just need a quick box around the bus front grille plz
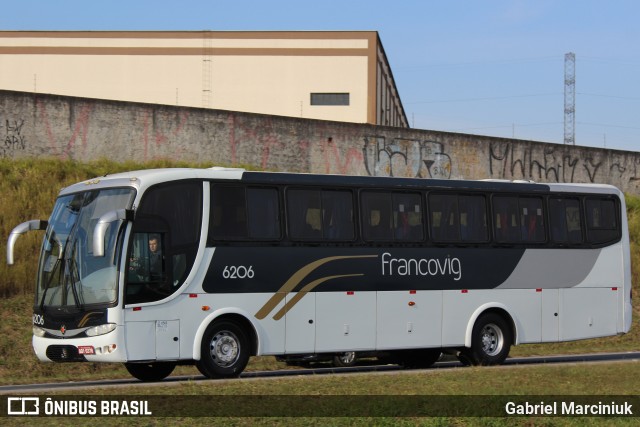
[45,345,86,362]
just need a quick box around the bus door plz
[123,180,203,361]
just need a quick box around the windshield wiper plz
[39,237,65,311]
[68,248,85,310]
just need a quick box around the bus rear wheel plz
[196,320,250,379]
[124,361,176,382]
[333,351,357,367]
[463,312,512,366]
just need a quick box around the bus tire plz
[196,320,250,379]
[464,312,512,366]
[332,351,357,367]
[124,362,176,382]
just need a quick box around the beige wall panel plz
[0,54,203,107]
[210,55,368,122]
[0,52,368,122]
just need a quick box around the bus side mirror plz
[93,209,134,257]
[7,220,48,265]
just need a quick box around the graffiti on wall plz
[3,91,640,193]
[141,109,190,160]
[1,118,27,158]
[363,136,452,179]
[489,141,640,188]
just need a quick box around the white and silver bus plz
[7,167,632,381]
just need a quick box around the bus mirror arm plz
[7,220,48,265]
[93,209,134,257]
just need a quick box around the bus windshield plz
[36,188,135,309]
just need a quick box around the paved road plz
[1,351,638,395]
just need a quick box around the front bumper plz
[32,329,126,363]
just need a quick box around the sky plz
[2,0,639,152]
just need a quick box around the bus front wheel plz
[463,312,512,366]
[124,362,176,382]
[196,320,250,379]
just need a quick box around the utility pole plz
[564,52,576,145]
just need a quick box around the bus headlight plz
[33,326,46,337]
[85,323,117,337]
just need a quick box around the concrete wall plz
[2,90,640,194]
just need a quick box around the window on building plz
[310,93,350,106]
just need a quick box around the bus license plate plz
[78,346,95,355]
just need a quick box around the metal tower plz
[564,52,576,145]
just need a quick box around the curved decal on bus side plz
[271,274,363,320]
[496,248,602,289]
[254,255,377,320]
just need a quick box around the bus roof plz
[59,167,621,197]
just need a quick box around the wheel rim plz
[480,323,504,356]
[338,352,356,364]
[209,330,240,367]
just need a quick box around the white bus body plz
[7,168,632,381]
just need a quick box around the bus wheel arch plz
[195,314,257,379]
[193,312,259,360]
[462,307,515,366]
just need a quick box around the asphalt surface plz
[1,351,638,394]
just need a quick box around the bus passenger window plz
[493,196,545,243]
[392,193,424,241]
[459,195,488,242]
[287,189,321,239]
[493,196,520,242]
[361,192,393,241]
[210,186,281,242]
[429,194,487,243]
[429,194,459,241]
[247,188,280,239]
[287,189,354,241]
[550,198,582,244]
[520,197,545,242]
[586,198,619,244]
[321,191,354,240]
[211,186,248,240]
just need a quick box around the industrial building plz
[0,30,408,127]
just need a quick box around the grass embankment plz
[0,158,639,387]
[4,364,640,426]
